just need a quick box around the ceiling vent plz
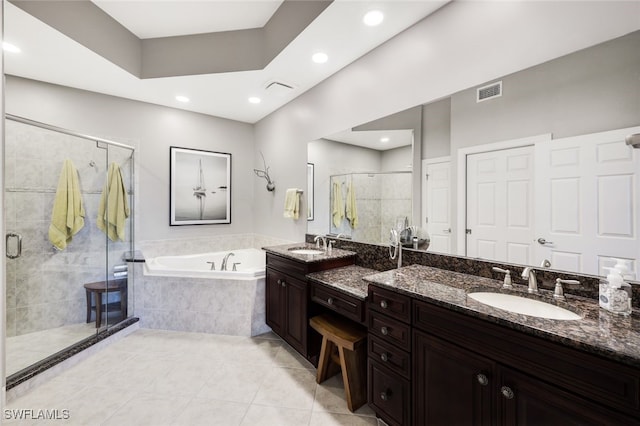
[477,81,502,103]
[265,81,294,97]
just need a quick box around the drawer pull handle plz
[380,353,389,362]
[280,280,286,287]
[380,300,388,309]
[380,326,389,336]
[327,297,334,305]
[501,386,514,400]
[380,390,392,401]
[476,373,489,386]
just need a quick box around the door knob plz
[537,238,553,245]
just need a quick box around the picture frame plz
[170,146,231,225]
[307,162,314,221]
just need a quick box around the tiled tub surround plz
[364,264,640,368]
[136,262,269,337]
[133,235,292,336]
[305,234,640,308]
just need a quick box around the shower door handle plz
[6,232,23,259]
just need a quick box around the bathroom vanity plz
[264,244,357,359]
[263,244,640,426]
[365,265,640,426]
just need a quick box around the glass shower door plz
[4,118,109,375]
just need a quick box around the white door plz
[466,146,535,264]
[535,126,640,277]
[423,158,452,254]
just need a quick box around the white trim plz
[456,133,552,256]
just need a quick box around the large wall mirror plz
[308,30,640,280]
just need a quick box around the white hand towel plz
[332,181,344,227]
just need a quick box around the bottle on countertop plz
[599,259,633,316]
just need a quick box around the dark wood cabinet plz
[265,252,356,361]
[412,300,640,426]
[413,330,493,426]
[265,265,308,356]
[367,285,412,426]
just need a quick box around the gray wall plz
[422,98,451,160]
[5,76,255,243]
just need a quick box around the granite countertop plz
[363,264,640,368]
[307,265,379,300]
[263,243,356,263]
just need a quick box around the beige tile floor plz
[6,323,98,376]
[4,329,379,426]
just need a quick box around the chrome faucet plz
[521,267,539,294]
[314,235,327,251]
[221,252,235,271]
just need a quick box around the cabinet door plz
[413,330,494,426]
[498,366,638,426]
[265,268,285,336]
[283,274,308,356]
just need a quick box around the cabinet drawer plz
[310,283,365,323]
[368,310,411,352]
[368,285,411,323]
[368,334,410,379]
[369,360,410,426]
[266,253,308,278]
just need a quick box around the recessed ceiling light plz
[380,137,390,143]
[363,10,384,26]
[175,95,190,103]
[312,52,328,64]
[248,97,261,104]
[2,42,21,53]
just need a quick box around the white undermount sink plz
[288,248,324,255]
[467,292,582,321]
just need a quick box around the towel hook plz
[89,160,96,168]
[253,151,275,192]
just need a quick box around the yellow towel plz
[346,181,358,229]
[283,188,300,219]
[49,159,85,250]
[332,181,344,227]
[97,162,130,241]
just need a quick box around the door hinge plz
[466,229,472,235]
[425,217,429,224]
[425,174,429,180]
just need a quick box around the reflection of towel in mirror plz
[49,159,85,250]
[97,162,130,241]
[283,188,300,219]
[346,181,358,229]
[332,181,344,227]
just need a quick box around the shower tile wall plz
[5,120,133,337]
[332,173,412,245]
[380,173,412,242]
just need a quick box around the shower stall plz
[4,115,135,377]
[329,171,412,244]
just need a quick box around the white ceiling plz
[4,0,448,124]
[92,0,284,38]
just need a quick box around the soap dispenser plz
[599,263,632,316]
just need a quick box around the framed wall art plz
[170,146,231,225]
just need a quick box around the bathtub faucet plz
[221,252,235,271]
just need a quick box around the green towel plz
[346,181,358,229]
[97,162,130,241]
[332,181,344,227]
[48,159,85,250]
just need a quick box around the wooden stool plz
[310,313,367,412]
[84,279,128,328]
